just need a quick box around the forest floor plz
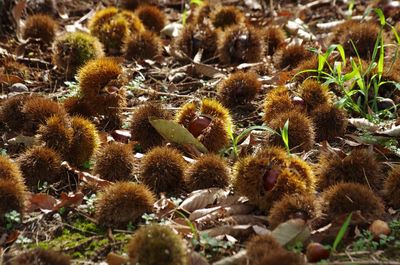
[1,0,400,264]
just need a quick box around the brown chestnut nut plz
[188,115,212,138]
[306,242,330,262]
[369,220,391,240]
[263,168,280,191]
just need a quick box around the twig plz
[125,86,194,99]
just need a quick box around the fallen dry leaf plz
[27,193,58,212]
[212,249,247,265]
[271,219,311,247]
[106,252,129,265]
[190,251,210,265]
[52,192,84,211]
[179,189,230,213]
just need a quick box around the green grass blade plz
[332,213,353,252]
[281,119,290,154]
[374,8,386,26]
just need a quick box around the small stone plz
[10,83,28,92]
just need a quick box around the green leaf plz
[374,8,386,26]
[149,118,208,153]
[190,0,203,5]
[236,125,278,144]
[182,9,188,26]
[332,213,353,252]
[281,119,290,154]
[392,26,400,45]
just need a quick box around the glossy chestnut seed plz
[187,115,212,138]
[263,168,280,191]
[306,242,330,262]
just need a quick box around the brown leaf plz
[11,0,26,29]
[154,197,177,218]
[189,206,221,221]
[193,62,226,79]
[179,189,229,213]
[27,193,58,212]
[106,252,129,265]
[0,74,24,85]
[62,161,113,190]
[52,192,84,211]
[202,224,253,239]
[190,251,210,265]
[213,249,247,265]
[271,219,311,247]
[5,230,20,245]
[221,215,269,226]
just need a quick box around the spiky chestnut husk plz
[253,251,306,265]
[200,98,233,129]
[233,149,307,211]
[338,22,380,59]
[188,2,211,25]
[130,103,172,151]
[0,94,35,132]
[288,155,315,191]
[299,79,329,112]
[0,155,24,182]
[268,193,319,229]
[124,30,162,60]
[267,111,315,152]
[185,154,229,191]
[310,104,348,142]
[63,96,94,117]
[67,116,100,168]
[264,26,286,56]
[88,7,122,53]
[1,58,29,78]
[96,182,155,228]
[176,99,232,153]
[89,8,144,54]
[293,56,319,83]
[135,5,166,33]
[330,20,359,45]
[0,179,27,226]
[18,146,62,189]
[210,6,245,30]
[93,142,135,181]
[140,146,186,194]
[37,115,73,157]
[174,23,217,61]
[8,249,70,265]
[77,57,126,122]
[321,182,385,221]
[21,97,67,135]
[317,148,383,191]
[52,32,104,78]
[218,24,265,65]
[273,44,311,70]
[246,234,283,263]
[127,224,188,265]
[217,71,261,107]
[263,86,300,124]
[120,0,151,10]
[199,117,230,153]
[384,166,400,208]
[78,57,122,98]
[22,14,58,44]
